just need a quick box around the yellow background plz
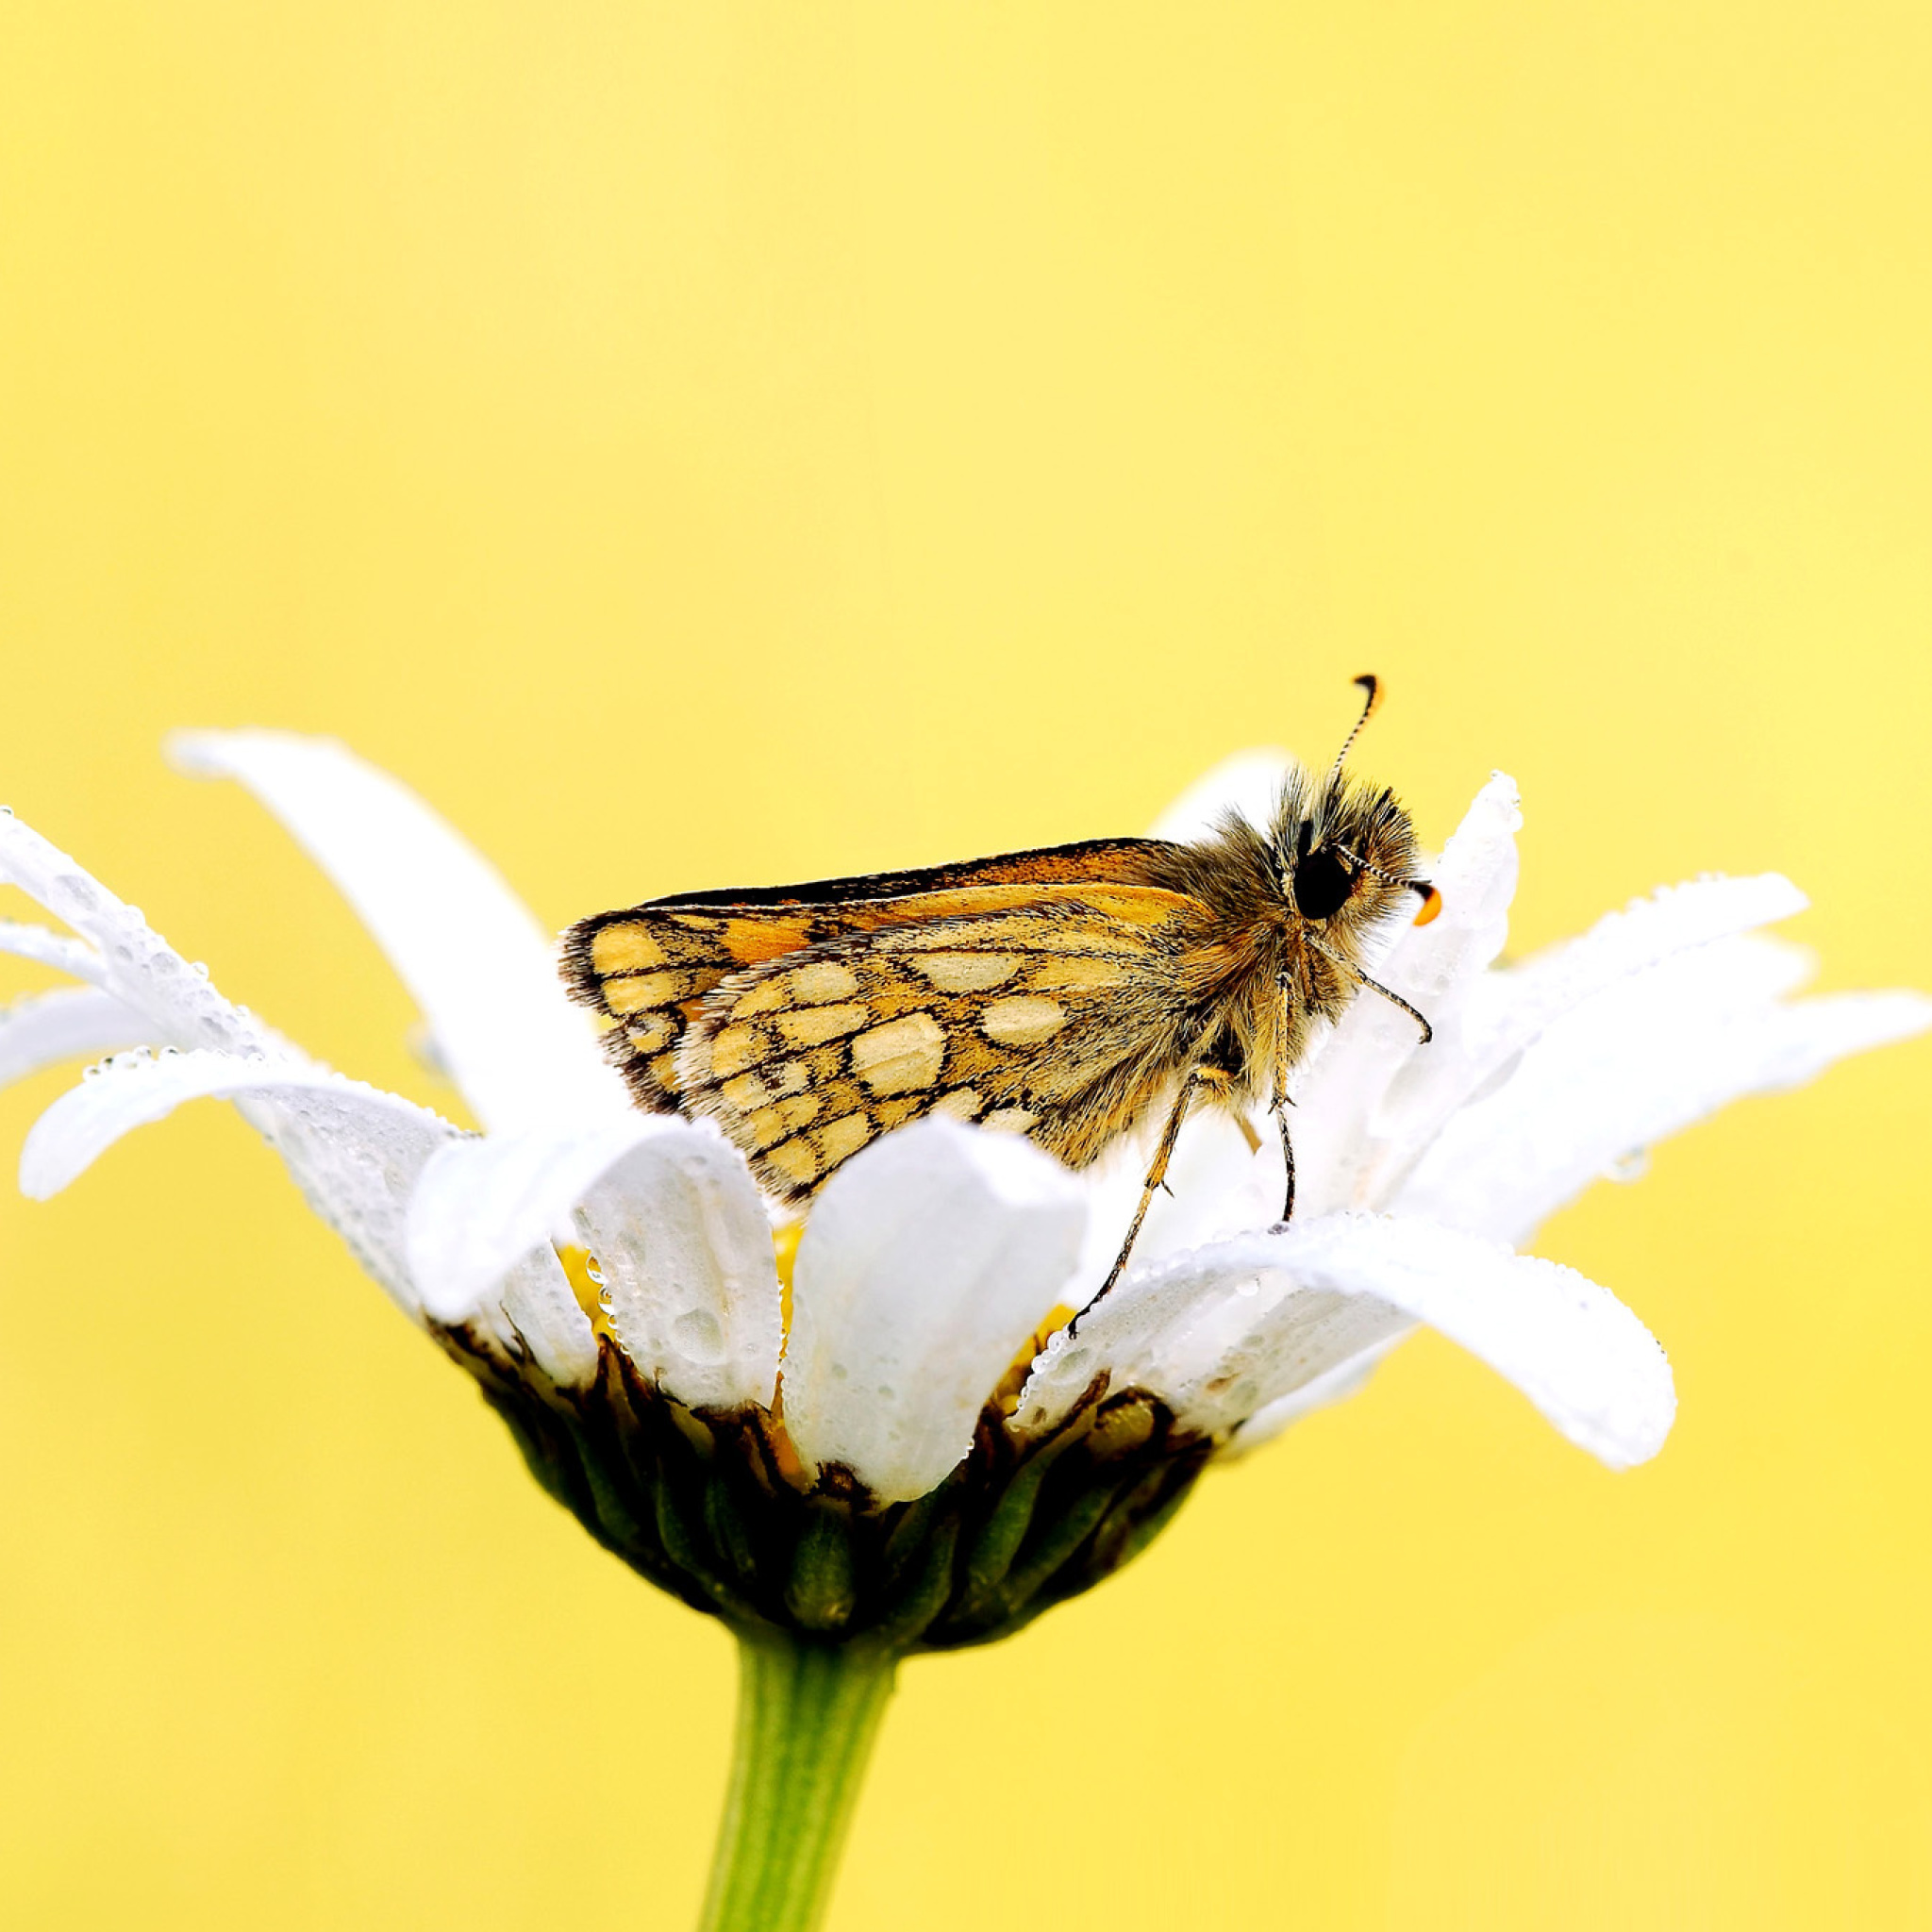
[2,5,1929,1926]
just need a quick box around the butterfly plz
[561,676,1440,1296]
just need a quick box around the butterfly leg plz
[1273,981,1298,1224]
[1090,1066,1209,1310]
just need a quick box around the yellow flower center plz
[993,1304,1078,1415]
[771,1220,803,1338]
[555,1243,619,1341]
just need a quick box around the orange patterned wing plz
[560,839,1180,1112]
[672,885,1209,1202]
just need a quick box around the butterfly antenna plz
[1332,841,1443,924]
[1325,674,1383,787]
[1334,846,1406,888]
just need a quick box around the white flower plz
[1,736,1925,1641]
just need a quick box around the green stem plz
[697,1633,898,1932]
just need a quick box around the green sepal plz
[785,1505,858,1631]
[953,1412,1090,1619]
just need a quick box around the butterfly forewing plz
[560,841,1183,1114]
[669,887,1208,1201]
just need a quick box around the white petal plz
[1293,772,1523,1216]
[21,1049,458,1313]
[1367,873,1814,1214]
[1014,1230,1411,1442]
[404,1115,777,1409]
[1491,874,1809,1033]
[1403,937,1932,1244]
[0,988,152,1088]
[403,1133,611,1387]
[170,730,627,1134]
[784,1119,1087,1504]
[1224,1342,1400,1456]
[1367,770,1524,1004]
[1146,748,1293,841]
[1019,1212,1675,1470]
[0,815,275,1056]
[407,1118,667,1322]
[0,920,108,987]
[568,1124,784,1413]
[489,1248,600,1389]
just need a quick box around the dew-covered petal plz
[1364,873,1814,1212]
[1484,874,1809,1042]
[1013,1226,1411,1443]
[487,1247,600,1389]
[0,817,453,1312]
[1147,748,1293,841]
[566,1125,784,1414]
[170,730,627,1134]
[0,815,277,1056]
[0,987,152,1088]
[1018,1212,1675,1470]
[784,1119,1087,1504]
[407,1118,668,1322]
[1293,773,1523,1216]
[405,1115,777,1410]
[1355,770,1524,1015]
[1223,1342,1399,1457]
[1401,934,1932,1244]
[0,921,108,988]
[20,1049,458,1312]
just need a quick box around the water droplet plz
[83,1061,103,1079]
[1605,1147,1650,1183]
[672,1308,725,1362]
[191,960,210,979]
[584,1258,607,1287]
[0,805,13,816]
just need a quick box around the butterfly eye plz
[1292,847,1357,920]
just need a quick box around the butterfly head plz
[1272,676,1441,928]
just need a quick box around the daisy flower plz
[1,735,1922,1932]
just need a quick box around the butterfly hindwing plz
[672,886,1208,1201]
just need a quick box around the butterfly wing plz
[560,840,1181,1112]
[671,884,1210,1201]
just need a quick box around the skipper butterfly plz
[562,677,1440,1296]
